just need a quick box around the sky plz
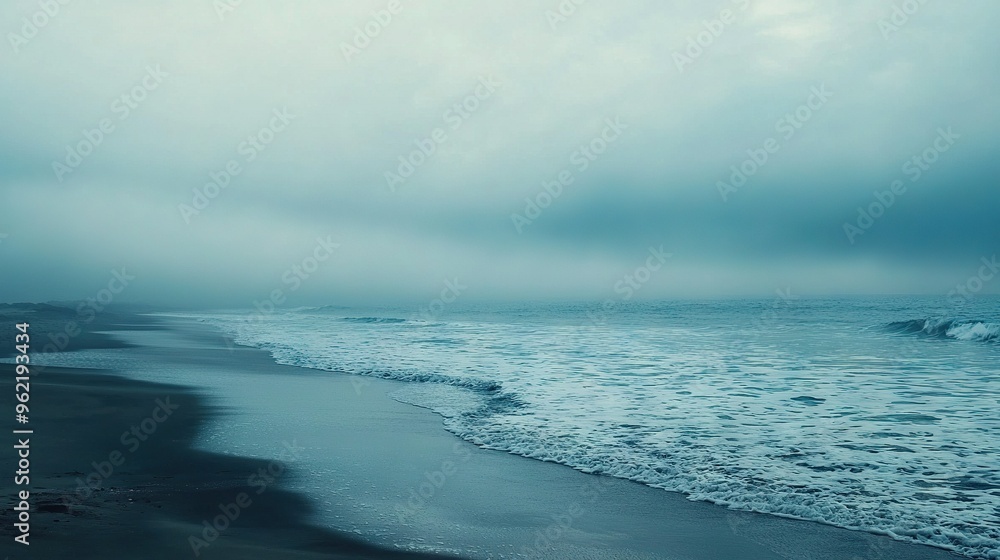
[1,0,998,307]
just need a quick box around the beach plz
[0,305,454,559]
[0,305,969,559]
[5,2,998,556]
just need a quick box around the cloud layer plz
[1,0,998,306]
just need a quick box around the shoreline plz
[0,366,460,559]
[0,305,459,559]
[1,305,970,559]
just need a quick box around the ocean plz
[187,296,999,558]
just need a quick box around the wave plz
[271,351,523,420]
[191,310,999,559]
[886,318,999,342]
[293,305,356,313]
[339,317,408,324]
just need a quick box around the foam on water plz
[887,318,1000,343]
[186,299,1000,559]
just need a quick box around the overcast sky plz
[1,0,998,307]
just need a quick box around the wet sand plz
[0,304,456,559]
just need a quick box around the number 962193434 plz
[15,322,30,425]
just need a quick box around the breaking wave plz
[886,319,1000,342]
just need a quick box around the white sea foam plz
[191,305,1000,559]
[947,321,1000,342]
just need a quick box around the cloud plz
[1,0,998,305]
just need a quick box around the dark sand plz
[0,305,456,559]
[0,305,969,559]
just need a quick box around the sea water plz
[190,296,1000,558]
